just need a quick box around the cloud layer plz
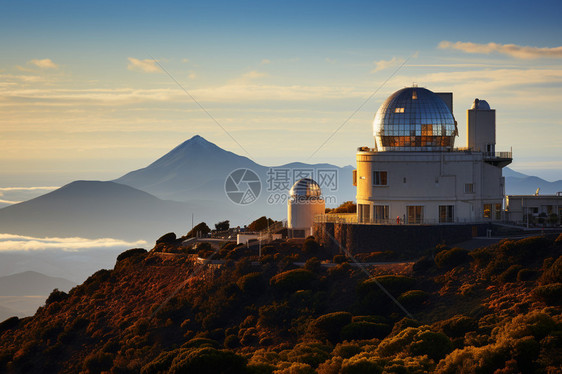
[0,234,146,252]
[29,58,58,69]
[439,41,562,59]
[127,57,161,73]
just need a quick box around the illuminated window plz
[483,204,492,219]
[412,90,418,100]
[439,205,454,223]
[464,183,474,193]
[373,171,388,186]
[394,107,405,113]
[407,206,424,224]
[359,204,370,223]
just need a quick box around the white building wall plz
[356,150,505,224]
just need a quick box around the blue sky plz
[1,0,561,188]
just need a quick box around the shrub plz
[435,315,477,338]
[285,342,332,368]
[156,232,176,244]
[186,222,211,238]
[333,255,347,264]
[116,247,147,262]
[302,239,321,255]
[340,321,391,341]
[412,255,435,274]
[45,288,68,305]
[435,247,470,269]
[237,272,266,295]
[332,343,362,359]
[541,255,562,284]
[270,269,316,293]
[397,290,429,310]
[308,311,353,343]
[182,338,220,349]
[340,357,382,374]
[141,351,177,374]
[359,275,416,296]
[169,347,247,374]
[377,326,452,361]
[533,283,562,305]
[0,316,19,333]
[498,264,524,283]
[304,257,322,273]
[517,268,538,281]
[83,351,113,374]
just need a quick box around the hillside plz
[0,234,560,373]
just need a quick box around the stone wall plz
[313,222,492,257]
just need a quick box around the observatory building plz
[287,178,325,238]
[354,86,512,224]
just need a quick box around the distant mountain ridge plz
[0,271,76,296]
[504,167,562,195]
[0,135,559,242]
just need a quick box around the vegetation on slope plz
[0,234,561,373]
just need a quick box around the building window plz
[464,183,474,193]
[373,171,388,186]
[394,107,405,113]
[483,204,492,219]
[359,204,370,223]
[407,206,424,224]
[495,203,502,220]
[439,205,454,223]
[373,205,389,223]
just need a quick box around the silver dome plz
[470,98,491,110]
[289,178,322,199]
[373,87,457,151]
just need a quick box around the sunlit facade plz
[355,87,512,224]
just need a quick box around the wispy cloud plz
[372,57,405,73]
[0,199,21,205]
[439,41,562,59]
[127,57,161,73]
[0,234,147,252]
[28,58,58,69]
[0,187,59,192]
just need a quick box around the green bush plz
[0,316,19,333]
[169,347,247,374]
[340,321,391,341]
[517,268,538,281]
[358,275,416,296]
[237,272,266,295]
[303,239,321,255]
[270,269,316,293]
[45,288,68,305]
[333,255,347,264]
[541,255,562,284]
[286,342,332,368]
[182,337,220,349]
[83,351,113,374]
[435,315,477,338]
[186,222,211,238]
[308,311,352,343]
[341,357,382,374]
[498,264,524,283]
[533,283,562,305]
[304,257,322,273]
[397,290,429,309]
[141,351,177,374]
[156,232,176,244]
[435,247,470,269]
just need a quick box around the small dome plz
[289,178,322,198]
[373,87,457,151]
[470,98,491,110]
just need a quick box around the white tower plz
[468,98,496,155]
[287,178,325,238]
